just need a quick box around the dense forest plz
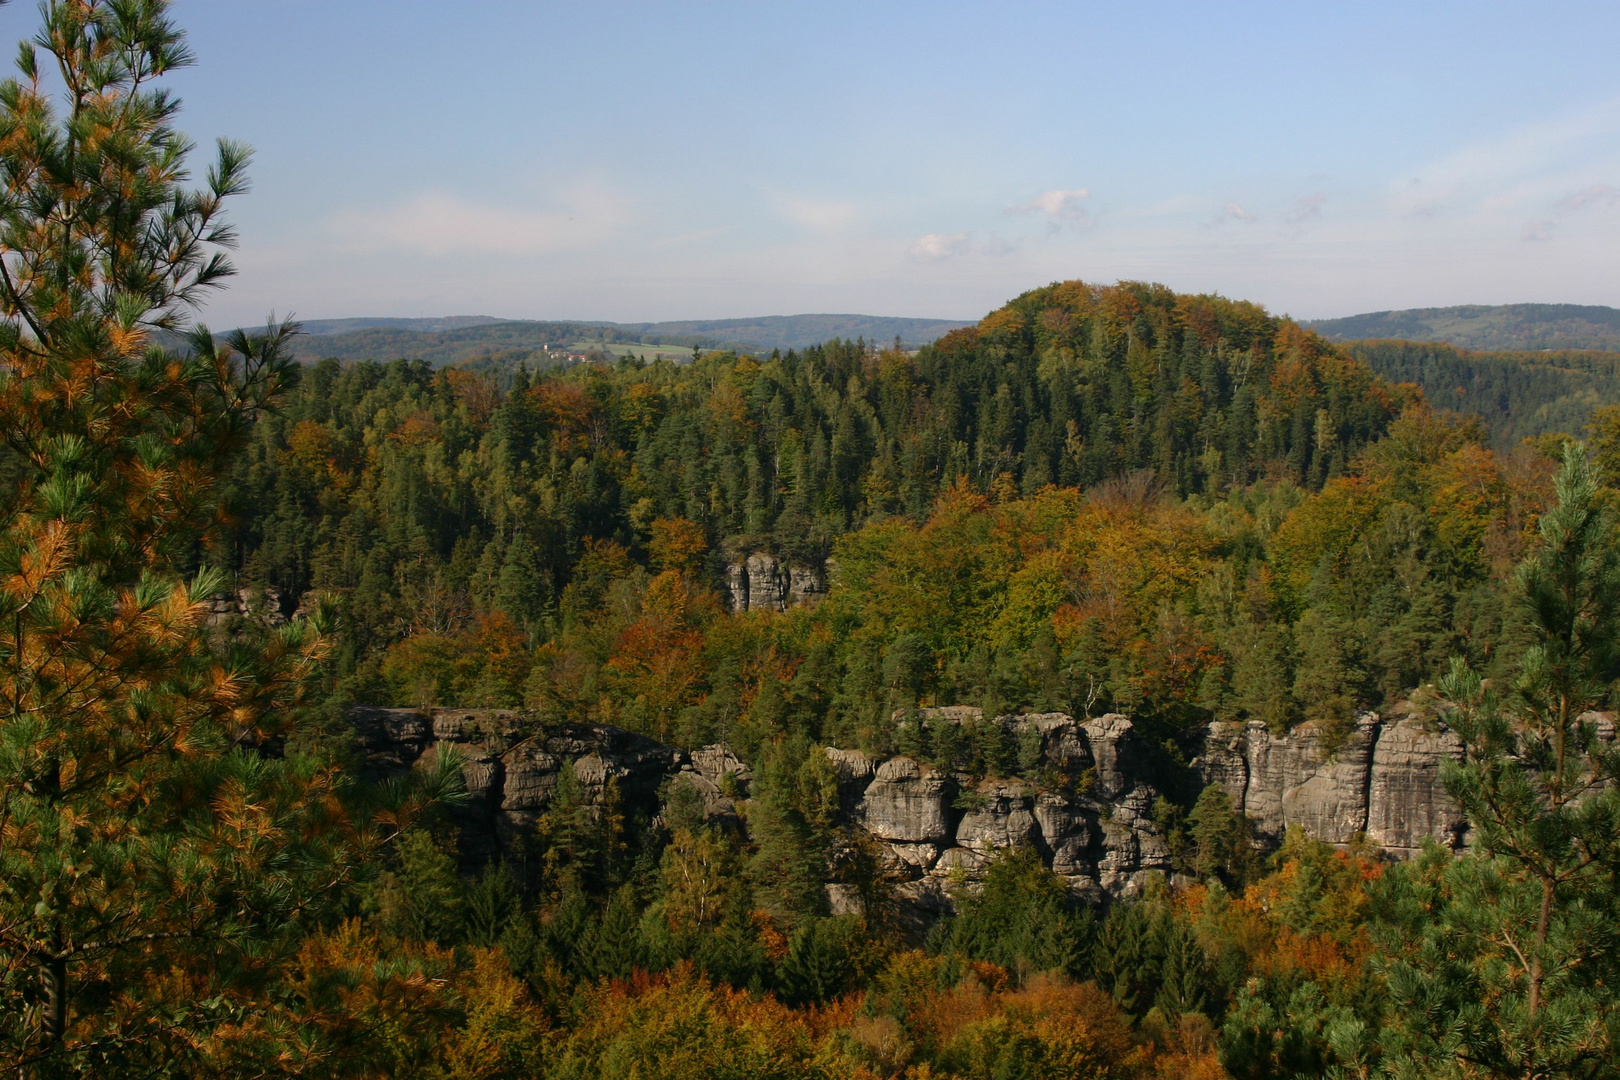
[1346,338,1620,448]
[1307,302,1620,351]
[3,4,1619,1079]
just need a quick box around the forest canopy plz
[2,3,1618,1079]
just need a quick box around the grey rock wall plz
[349,706,1177,908]
[724,552,826,612]
[1365,716,1468,854]
[1193,710,1467,853]
[350,701,1523,919]
[832,711,1174,902]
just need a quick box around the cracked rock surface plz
[350,702,1514,920]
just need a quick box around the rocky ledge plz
[349,702,1579,916]
[1193,709,1474,857]
[350,705,1177,908]
[723,552,827,613]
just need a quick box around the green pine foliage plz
[1373,445,1620,1078]
[931,847,1094,980]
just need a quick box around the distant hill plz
[1343,339,1620,448]
[295,316,508,336]
[271,313,973,367]
[1306,304,1620,352]
[280,321,653,368]
[635,314,972,352]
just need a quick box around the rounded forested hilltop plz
[913,280,1407,500]
[222,277,1517,761]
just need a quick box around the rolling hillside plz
[272,313,974,366]
[1306,303,1620,351]
[1344,339,1620,447]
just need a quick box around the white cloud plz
[777,195,859,234]
[908,232,972,260]
[1556,183,1619,213]
[1214,201,1256,224]
[1521,220,1555,242]
[327,186,631,256]
[906,232,1020,261]
[1011,188,1093,227]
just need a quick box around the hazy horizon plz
[10,0,1612,329]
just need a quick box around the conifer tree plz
[0,3,362,1073]
[1377,444,1620,1079]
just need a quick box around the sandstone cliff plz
[1191,710,1468,855]
[723,552,826,612]
[347,701,1513,918]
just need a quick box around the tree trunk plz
[1528,875,1553,1018]
[38,954,66,1051]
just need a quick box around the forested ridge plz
[1307,302,1620,351]
[4,3,1620,1079]
[227,280,1462,752]
[1345,337,1620,448]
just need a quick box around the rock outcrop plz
[1364,715,1468,854]
[348,705,1177,909]
[350,699,1547,920]
[822,710,1176,904]
[724,552,826,612]
[350,706,684,860]
[1193,710,1466,853]
[858,756,953,844]
[203,585,299,627]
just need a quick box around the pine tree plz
[0,4,369,1072]
[1187,783,1258,889]
[1377,444,1620,1079]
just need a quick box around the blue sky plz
[9,1,1617,326]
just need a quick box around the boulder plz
[955,781,1037,853]
[858,756,951,843]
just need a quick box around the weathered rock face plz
[353,701,1498,923]
[203,585,298,628]
[843,711,1173,901]
[350,706,1177,910]
[955,781,1038,854]
[724,552,826,612]
[1196,722,1249,807]
[858,756,952,844]
[1194,711,1467,853]
[1243,714,1377,844]
[351,706,683,861]
[1365,716,1467,854]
